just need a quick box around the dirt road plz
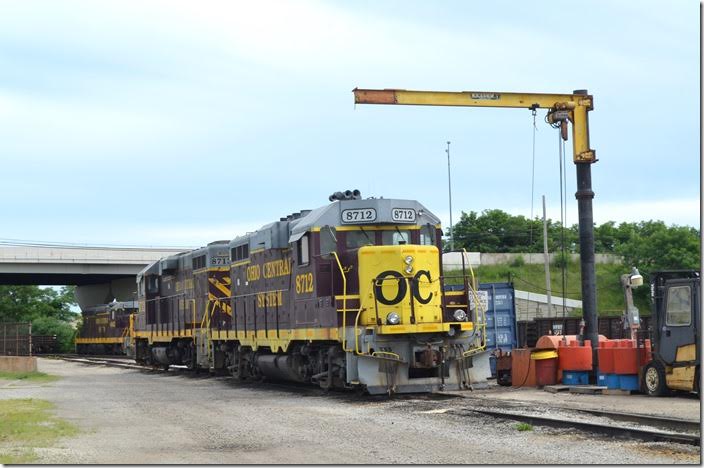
[0,359,698,464]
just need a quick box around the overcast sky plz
[0,0,699,249]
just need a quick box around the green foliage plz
[615,221,700,272]
[451,209,571,253]
[449,210,700,269]
[31,316,76,353]
[448,210,700,308]
[0,286,78,352]
[552,251,573,268]
[510,255,525,267]
[447,262,650,314]
[515,422,533,431]
[0,285,77,322]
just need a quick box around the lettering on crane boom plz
[470,92,500,100]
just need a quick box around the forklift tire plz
[643,361,669,397]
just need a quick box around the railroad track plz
[450,397,700,446]
[49,355,147,370]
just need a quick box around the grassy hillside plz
[446,260,651,316]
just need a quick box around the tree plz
[449,209,574,253]
[616,221,700,272]
[0,285,78,352]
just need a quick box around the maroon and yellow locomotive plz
[130,191,485,394]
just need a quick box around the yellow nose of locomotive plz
[358,244,444,332]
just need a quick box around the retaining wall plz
[0,356,37,372]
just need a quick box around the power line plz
[0,238,193,251]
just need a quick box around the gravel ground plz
[0,358,699,464]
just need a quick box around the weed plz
[515,422,533,431]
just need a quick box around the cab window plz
[320,227,337,255]
[346,231,373,249]
[382,230,410,245]
[298,234,310,265]
[420,225,435,246]
[666,285,691,326]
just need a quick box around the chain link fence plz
[0,322,32,356]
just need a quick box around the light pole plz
[445,141,454,251]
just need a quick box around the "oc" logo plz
[374,270,433,305]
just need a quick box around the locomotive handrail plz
[354,308,365,355]
[463,249,487,356]
[191,299,196,336]
[371,350,403,362]
[331,251,354,353]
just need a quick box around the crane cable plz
[558,128,568,329]
[529,108,537,250]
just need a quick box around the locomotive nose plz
[357,245,442,330]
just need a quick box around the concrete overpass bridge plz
[0,244,188,310]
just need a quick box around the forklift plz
[637,270,700,396]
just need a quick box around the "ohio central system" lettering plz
[247,259,291,282]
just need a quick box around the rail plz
[459,407,699,446]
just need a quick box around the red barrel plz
[532,350,559,386]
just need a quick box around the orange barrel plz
[532,350,559,386]
[511,348,537,387]
[558,339,593,371]
[597,339,615,373]
[613,339,639,374]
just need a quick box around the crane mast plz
[352,87,599,370]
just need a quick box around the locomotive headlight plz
[453,309,468,322]
[386,312,401,325]
[403,255,414,274]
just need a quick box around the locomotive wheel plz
[643,361,669,396]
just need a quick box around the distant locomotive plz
[75,301,137,355]
[128,191,485,394]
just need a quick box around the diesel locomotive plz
[75,301,138,355]
[127,191,485,394]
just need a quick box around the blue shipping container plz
[443,282,517,377]
[480,282,516,377]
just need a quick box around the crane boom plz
[352,87,600,371]
[353,88,595,163]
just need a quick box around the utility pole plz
[542,195,552,317]
[445,141,454,251]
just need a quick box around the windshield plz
[346,230,373,249]
[382,230,410,245]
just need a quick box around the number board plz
[210,256,229,266]
[341,208,377,224]
[391,208,416,223]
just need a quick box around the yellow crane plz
[352,88,600,365]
